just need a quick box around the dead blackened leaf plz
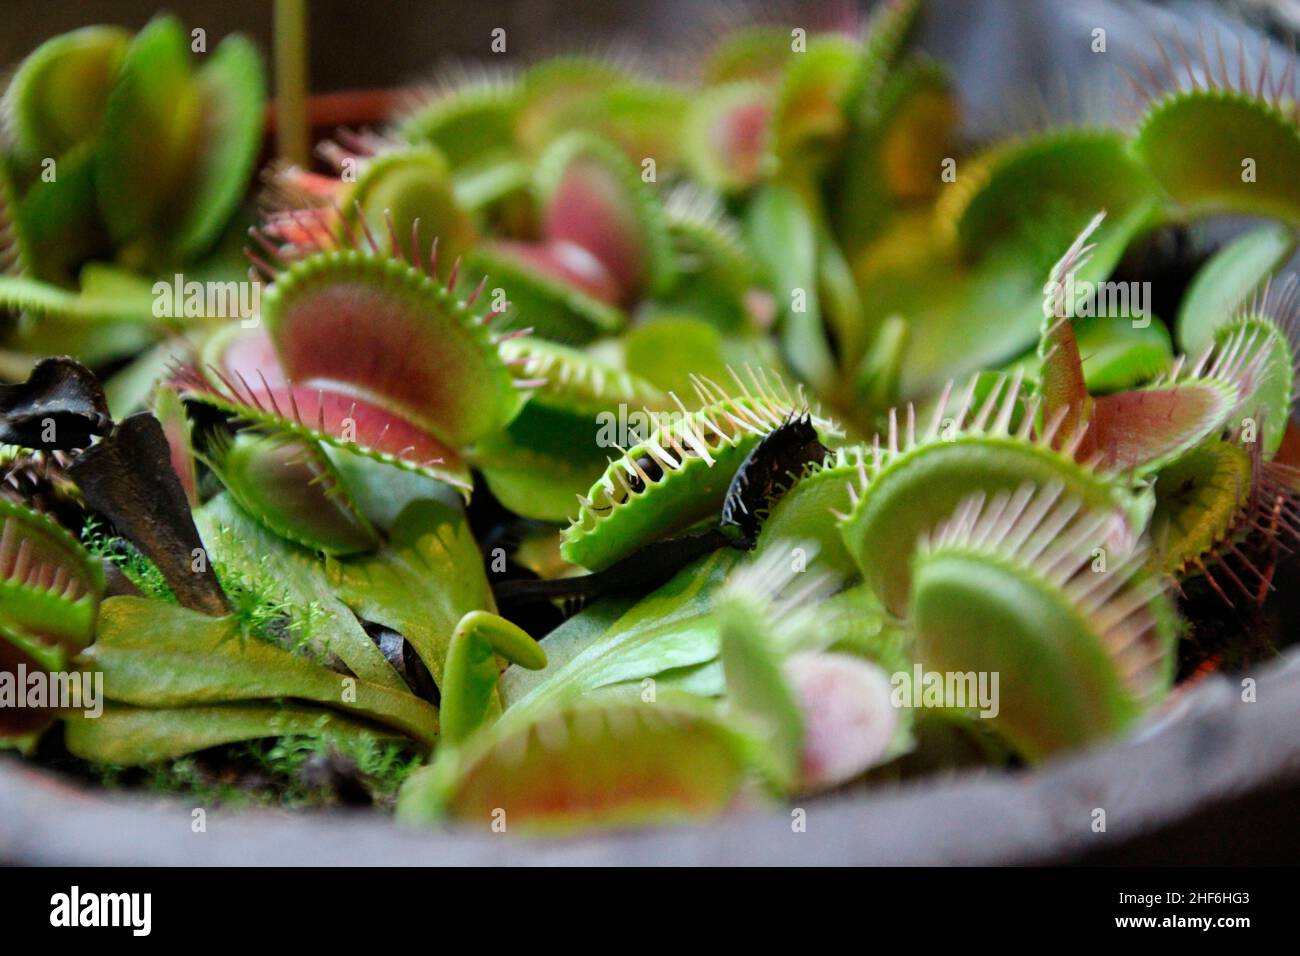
[70,412,229,615]
[0,357,112,450]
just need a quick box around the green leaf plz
[12,142,108,284]
[621,315,775,398]
[94,16,198,257]
[500,549,741,727]
[79,596,438,747]
[439,611,546,744]
[94,18,264,265]
[833,56,956,261]
[320,444,465,531]
[65,701,402,766]
[326,499,492,686]
[717,597,803,788]
[499,596,636,707]
[196,493,404,690]
[3,26,128,161]
[0,266,156,324]
[171,33,266,260]
[745,181,836,391]
[1074,315,1173,393]
[1177,224,1295,354]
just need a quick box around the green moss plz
[93,732,421,809]
[80,517,173,603]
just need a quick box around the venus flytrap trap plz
[909,483,1177,760]
[397,64,522,172]
[561,367,841,570]
[396,694,756,833]
[464,130,674,341]
[2,2,1300,822]
[1128,35,1300,225]
[263,134,479,274]
[838,370,1141,617]
[178,220,525,489]
[475,336,667,521]
[1175,224,1295,354]
[715,542,907,793]
[0,16,265,368]
[198,430,380,557]
[0,499,107,672]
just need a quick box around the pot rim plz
[2,646,1296,866]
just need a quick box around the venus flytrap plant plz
[263,136,479,275]
[659,183,762,332]
[0,497,105,673]
[909,483,1177,761]
[5,4,1300,820]
[0,497,104,748]
[1148,440,1255,584]
[878,129,1162,404]
[838,370,1140,617]
[1176,224,1295,354]
[716,541,907,793]
[683,82,775,195]
[1128,34,1300,225]
[0,17,265,367]
[396,694,756,833]
[534,132,677,302]
[180,221,525,489]
[1206,280,1300,456]
[512,53,687,163]
[560,366,841,570]
[1038,213,1252,476]
[475,337,666,521]
[1031,218,1300,606]
[199,430,380,557]
[749,444,872,577]
[464,130,675,341]
[397,64,522,171]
